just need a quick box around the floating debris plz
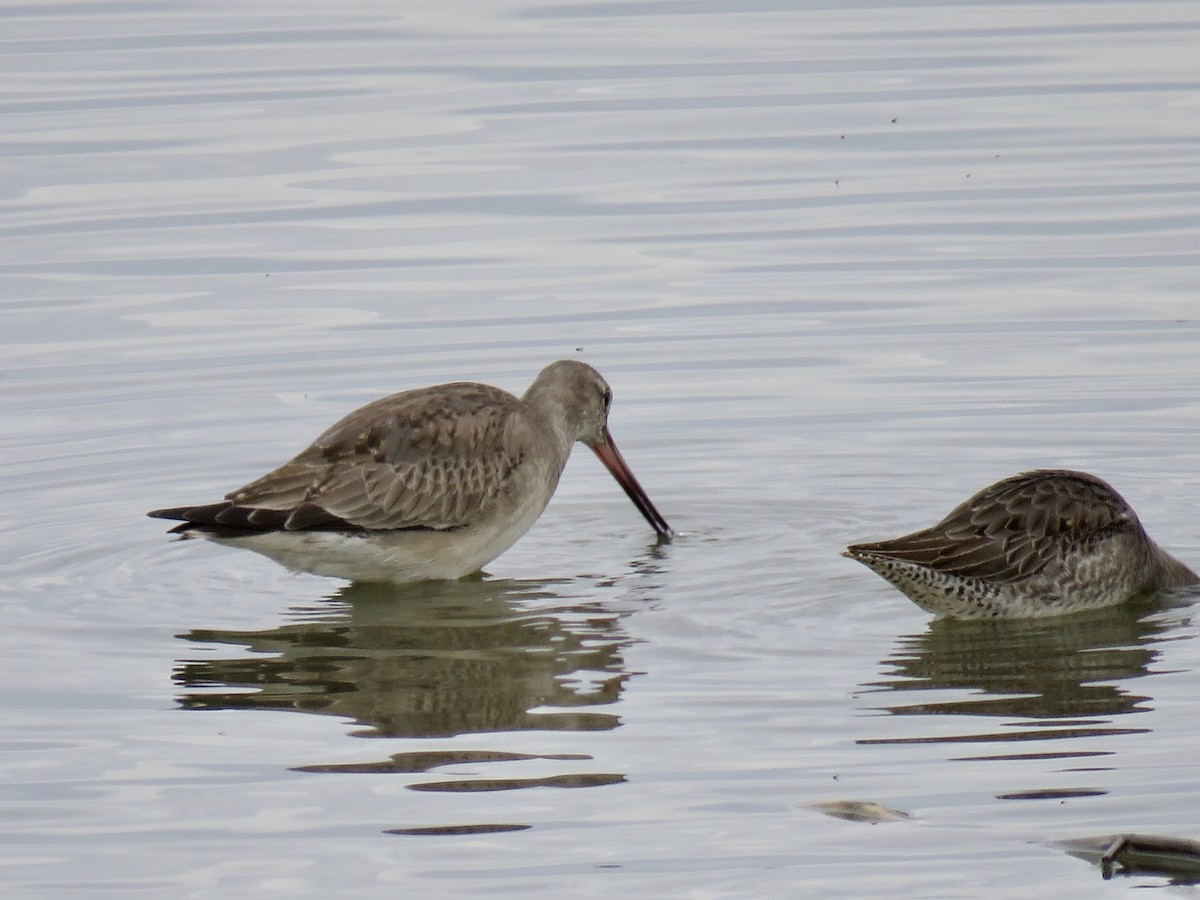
[1056,833,1200,881]
[805,800,912,824]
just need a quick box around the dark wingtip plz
[148,500,358,534]
[148,506,194,521]
[147,501,243,528]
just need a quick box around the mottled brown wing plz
[219,382,527,531]
[848,470,1139,583]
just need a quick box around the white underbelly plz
[200,474,556,583]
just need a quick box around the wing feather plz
[847,470,1139,583]
[158,382,530,533]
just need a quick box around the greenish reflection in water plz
[858,594,1198,750]
[174,578,638,739]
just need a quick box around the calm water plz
[4,0,1200,896]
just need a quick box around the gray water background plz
[3,1,1200,896]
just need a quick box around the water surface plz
[3,0,1200,896]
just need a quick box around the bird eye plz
[602,388,613,411]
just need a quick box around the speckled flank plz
[844,469,1198,619]
[148,360,671,583]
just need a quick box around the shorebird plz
[149,359,671,583]
[844,469,1197,619]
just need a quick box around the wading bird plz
[844,469,1196,618]
[149,360,671,583]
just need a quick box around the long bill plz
[590,430,673,539]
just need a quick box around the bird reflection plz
[174,578,637,738]
[860,595,1195,732]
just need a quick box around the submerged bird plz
[149,359,671,583]
[843,469,1197,619]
